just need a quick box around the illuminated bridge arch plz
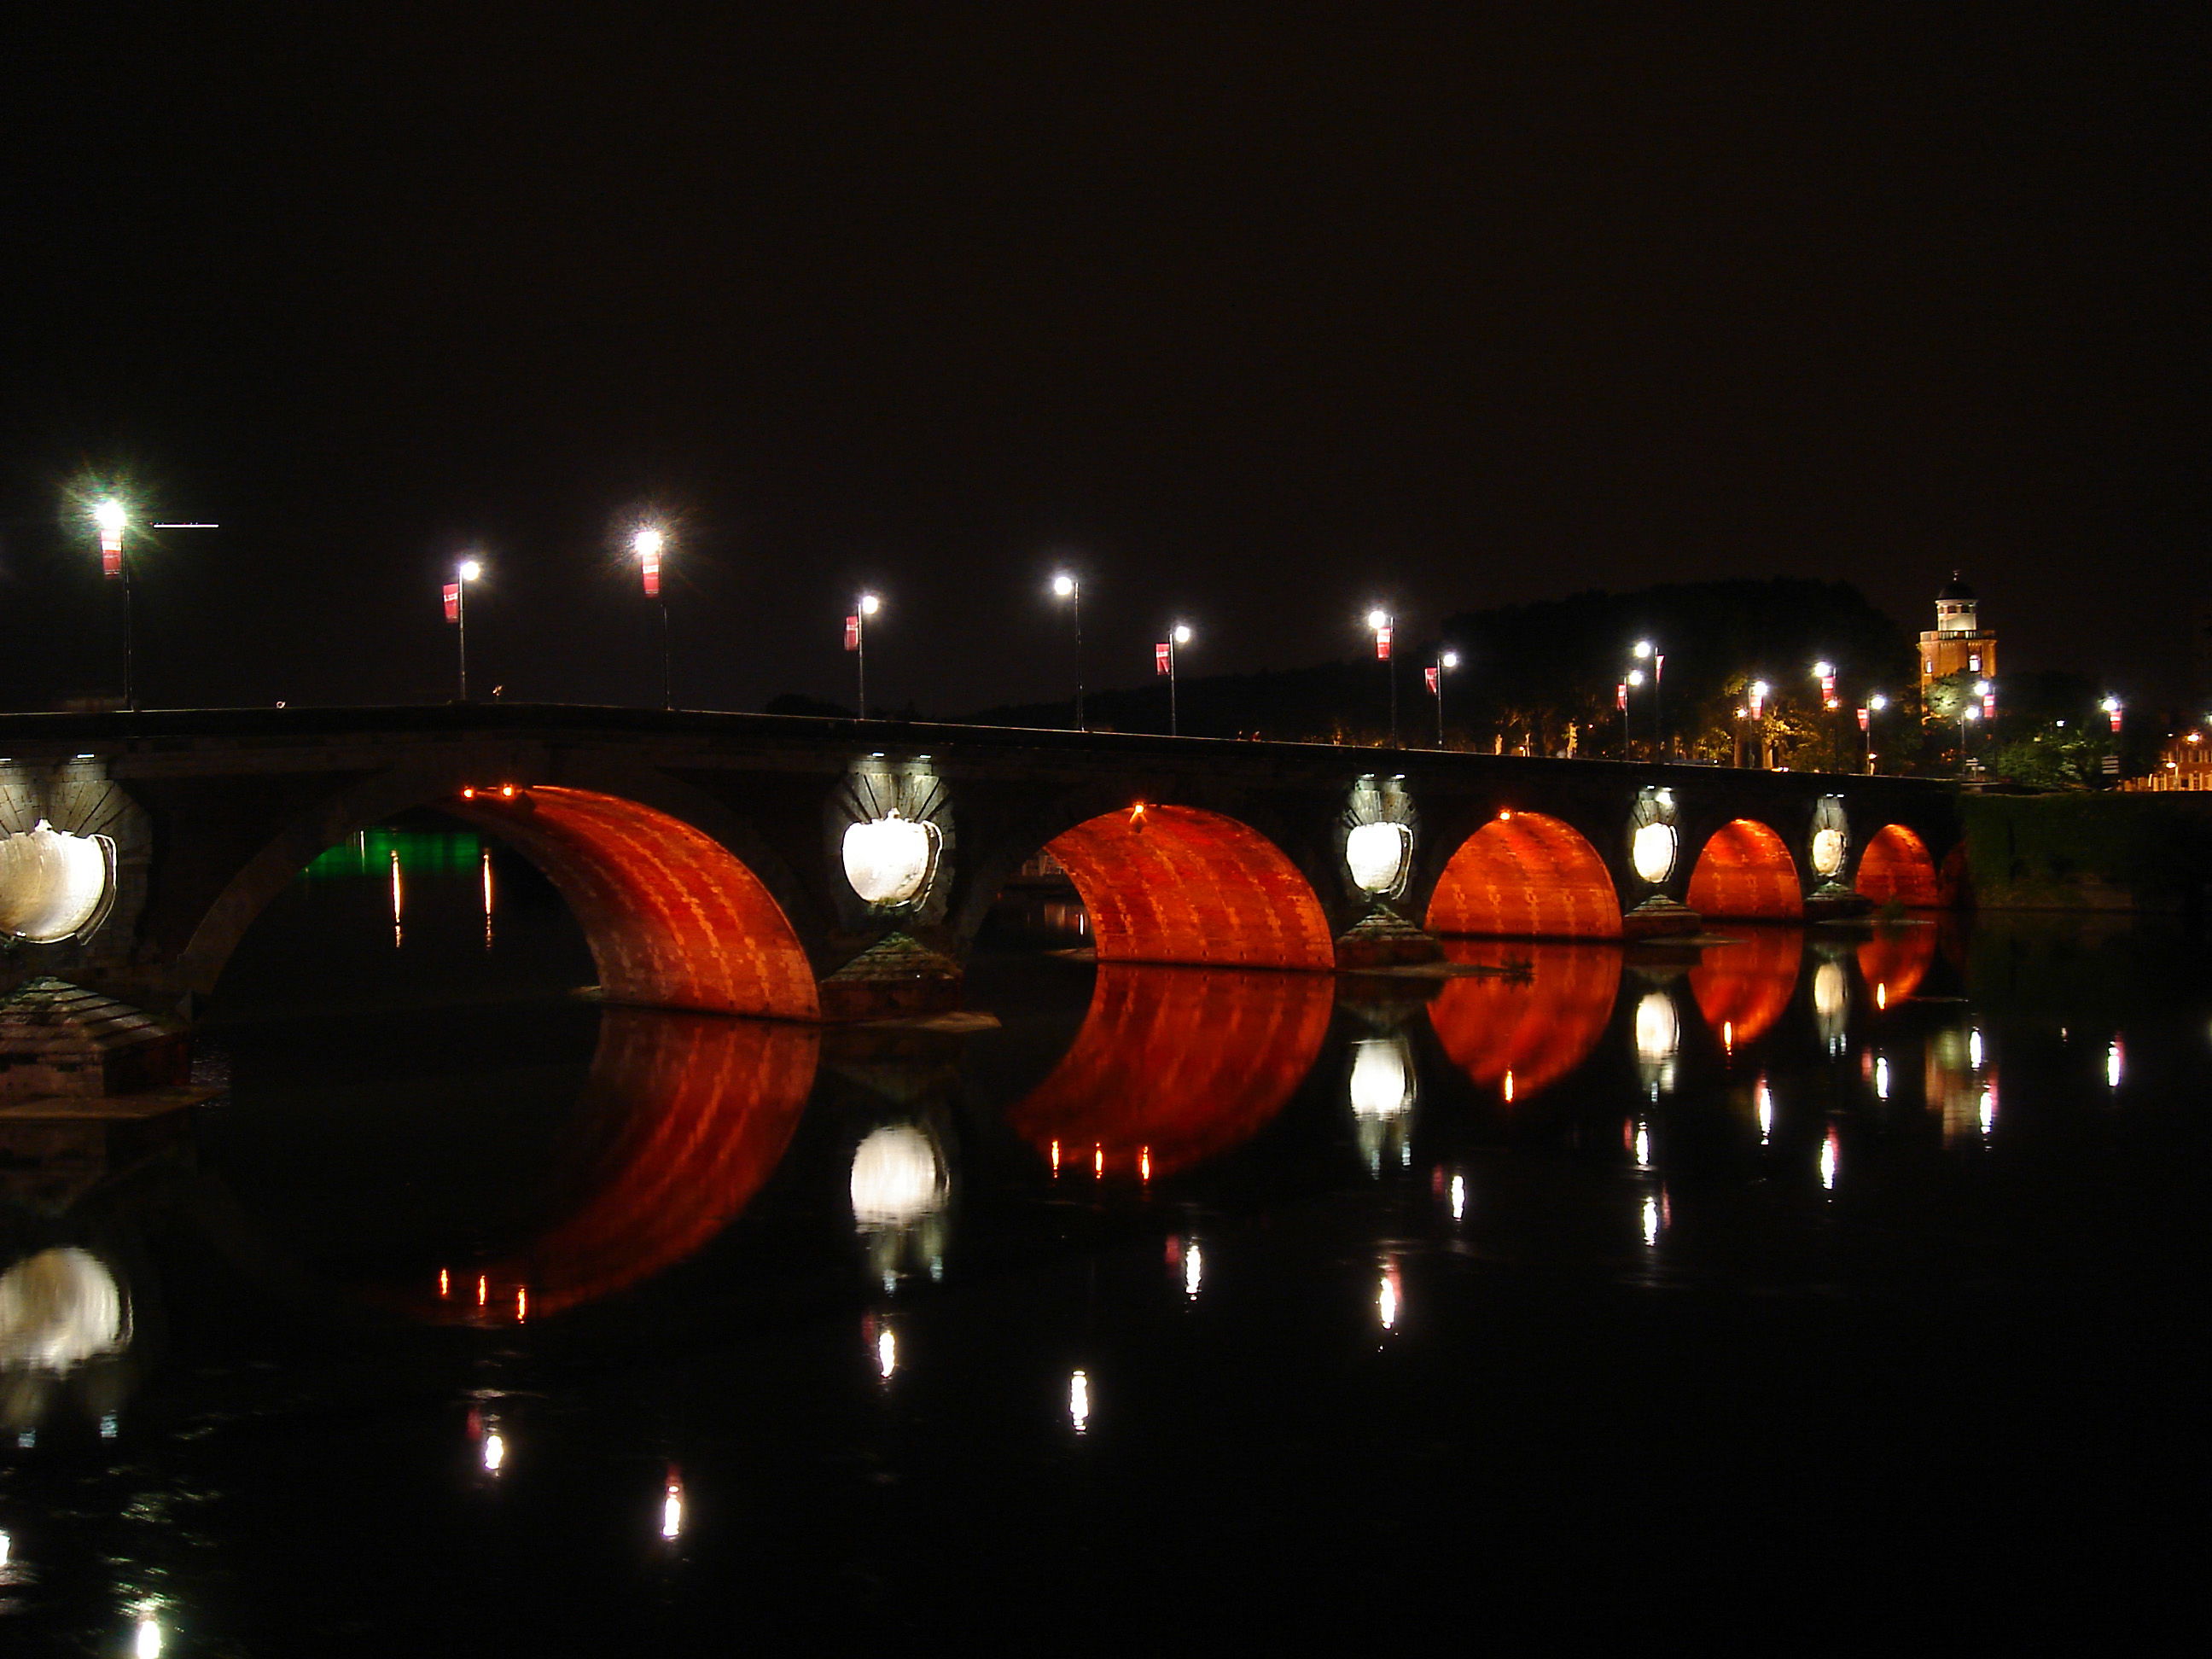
[1685,818,1802,921]
[1042,803,1335,970]
[183,775,820,1021]
[1425,812,1621,939]
[1854,823,1942,908]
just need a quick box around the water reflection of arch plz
[1689,928,1803,1048]
[427,1010,818,1319]
[1425,812,1622,940]
[1685,818,1803,920]
[1856,925,1936,1007]
[1426,940,1622,1100]
[1005,965,1334,1178]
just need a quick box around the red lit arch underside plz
[1685,819,1803,920]
[1425,813,1622,939]
[455,786,818,1019]
[1427,940,1622,1099]
[1856,926,1936,1006]
[416,1011,818,1320]
[1006,965,1333,1178]
[1045,805,1334,969]
[1690,928,1803,1047]
[1855,824,1942,908]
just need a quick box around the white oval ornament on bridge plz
[1346,821,1413,896]
[0,821,118,944]
[1811,827,1846,878]
[841,810,940,907]
[1630,821,1678,886]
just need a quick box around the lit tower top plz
[1918,570,1997,692]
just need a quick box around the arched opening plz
[1043,803,1334,969]
[1007,965,1333,1179]
[1426,940,1621,1100]
[405,1011,818,1322]
[443,787,818,1019]
[1855,824,1942,909]
[1425,812,1621,939]
[1685,820,1802,920]
[1690,929,1803,1049]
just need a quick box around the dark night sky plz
[3,4,2203,717]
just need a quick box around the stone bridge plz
[0,706,1959,1022]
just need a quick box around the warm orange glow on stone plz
[1008,964,1333,1177]
[1685,819,1803,920]
[407,1011,817,1321]
[1427,940,1621,1099]
[1425,812,1621,939]
[1045,804,1334,969]
[1854,824,1942,908]
[1856,924,1936,1005]
[453,785,819,1019]
[1690,928,1802,1048]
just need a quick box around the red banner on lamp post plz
[1616,682,1627,713]
[101,532,123,579]
[1423,666,1439,696]
[442,582,461,623]
[1857,707,1871,731]
[1374,624,1393,661]
[844,614,861,651]
[641,553,661,598]
[1155,643,1172,675]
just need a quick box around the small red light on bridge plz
[500,784,517,799]
[461,788,475,800]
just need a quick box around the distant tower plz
[1918,572,1998,692]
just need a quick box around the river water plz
[3,823,2207,1650]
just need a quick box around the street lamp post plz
[1367,609,1396,745]
[1052,573,1085,730]
[91,500,137,710]
[1749,680,1771,769]
[1633,641,1664,757]
[1860,693,1887,774]
[846,593,882,719]
[1813,661,1840,769]
[1429,649,1458,747]
[1961,701,1980,775]
[1158,623,1193,736]
[445,557,484,701]
[633,527,672,709]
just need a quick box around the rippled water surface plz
[3,828,2208,1650]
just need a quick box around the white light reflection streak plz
[136,1616,164,1659]
[1874,1057,1890,1101]
[1183,1240,1204,1299]
[1633,1121,1652,1168]
[1980,1082,1997,1138]
[1068,1370,1091,1435]
[1969,1028,1984,1071]
[483,1430,506,1474]
[389,847,403,947]
[661,1476,684,1541]
[2105,1037,2124,1091]
[1641,1194,1662,1247]
[481,845,495,948]
[1377,1263,1401,1330]
[877,1325,898,1379]
[1819,1127,1840,1190]
[1755,1077,1774,1144]
[1449,1173,1466,1221]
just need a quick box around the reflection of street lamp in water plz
[850,1122,950,1290]
[1348,1035,1417,1174]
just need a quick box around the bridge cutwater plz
[0,705,1958,1024]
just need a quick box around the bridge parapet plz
[0,706,1961,1020]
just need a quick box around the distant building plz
[1918,572,1998,693]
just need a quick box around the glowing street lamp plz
[1051,573,1085,730]
[2100,695,2122,735]
[1428,649,1458,747]
[1367,608,1397,744]
[90,499,141,709]
[845,593,882,719]
[1860,692,1887,774]
[444,557,485,701]
[632,527,674,709]
[1156,622,1194,736]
